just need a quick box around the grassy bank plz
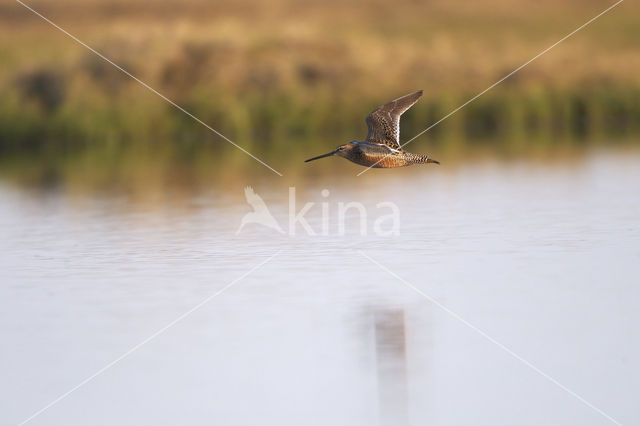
[0,0,639,189]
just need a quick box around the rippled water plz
[1,152,639,426]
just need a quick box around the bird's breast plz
[348,150,410,168]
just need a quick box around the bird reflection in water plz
[374,309,409,426]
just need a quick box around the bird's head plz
[304,142,357,163]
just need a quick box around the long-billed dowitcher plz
[305,90,439,168]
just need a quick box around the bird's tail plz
[407,153,440,165]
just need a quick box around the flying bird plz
[305,90,439,168]
[236,187,284,234]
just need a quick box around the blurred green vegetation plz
[0,0,639,191]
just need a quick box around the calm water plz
[1,152,639,426]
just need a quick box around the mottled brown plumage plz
[365,90,423,149]
[305,90,439,168]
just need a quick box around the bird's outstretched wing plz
[365,90,423,150]
[244,186,266,208]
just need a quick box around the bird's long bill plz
[304,150,336,162]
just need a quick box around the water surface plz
[1,152,639,425]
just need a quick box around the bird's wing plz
[244,186,255,201]
[244,186,264,206]
[365,90,423,150]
